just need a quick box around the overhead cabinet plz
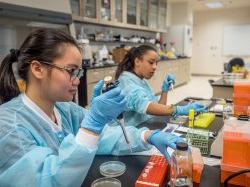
[71,0,168,33]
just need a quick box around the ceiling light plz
[205,1,224,9]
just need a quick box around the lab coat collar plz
[122,71,147,84]
[21,93,62,132]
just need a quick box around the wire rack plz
[186,128,209,155]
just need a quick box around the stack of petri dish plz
[91,161,126,187]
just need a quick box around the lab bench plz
[77,58,191,107]
[211,78,234,99]
[81,98,224,187]
[211,78,250,99]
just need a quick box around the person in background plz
[0,29,183,187]
[115,45,206,127]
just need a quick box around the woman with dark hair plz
[116,45,205,127]
[0,29,183,186]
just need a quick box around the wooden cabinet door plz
[87,69,106,83]
[105,66,117,78]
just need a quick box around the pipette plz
[117,113,132,152]
[169,80,174,91]
[102,77,132,152]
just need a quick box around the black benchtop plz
[211,78,234,87]
[82,98,224,187]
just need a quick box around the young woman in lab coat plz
[0,29,183,187]
[116,45,205,127]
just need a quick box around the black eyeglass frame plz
[39,61,84,80]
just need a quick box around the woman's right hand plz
[161,74,175,92]
[81,87,126,134]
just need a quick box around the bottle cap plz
[176,142,188,151]
[104,76,112,83]
[189,109,195,118]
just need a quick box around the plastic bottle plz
[170,142,193,187]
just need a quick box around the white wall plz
[191,7,250,75]
[166,1,193,57]
[167,2,193,26]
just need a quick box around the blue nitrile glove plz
[147,130,184,162]
[161,74,175,92]
[90,80,104,104]
[174,102,206,116]
[82,87,126,134]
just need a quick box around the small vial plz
[104,75,112,83]
[188,109,195,128]
[102,76,113,93]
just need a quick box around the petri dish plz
[99,161,126,177]
[91,177,121,187]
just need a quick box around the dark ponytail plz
[0,28,79,104]
[115,45,157,79]
[0,49,20,104]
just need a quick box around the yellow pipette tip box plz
[194,113,215,129]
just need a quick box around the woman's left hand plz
[175,102,206,116]
[147,130,184,162]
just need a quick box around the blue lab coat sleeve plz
[97,124,152,155]
[0,98,95,187]
[0,114,96,187]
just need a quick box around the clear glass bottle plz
[170,142,193,187]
